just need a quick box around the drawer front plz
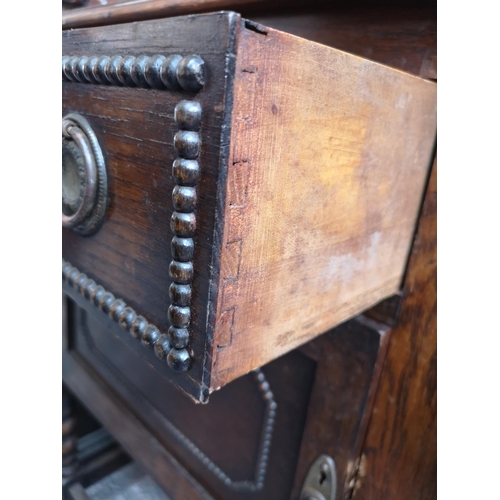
[67,297,315,500]
[64,295,389,500]
[63,12,436,402]
[62,13,238,400]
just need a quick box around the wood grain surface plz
[62,12,239,401]
[290,316,391,500]
[351,157,437,500]
[63,13,437,397]
[66,296,316,500]
[62,0,329,28]
[252,7,437,79]
[210,21,437,388]
[63,1,436,80]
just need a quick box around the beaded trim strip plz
[63,58,206,372]
[167,100,202,372]
[80,312,277,492]
[161,369,277,491]
[62,54,205,92]
[62,259,191,372]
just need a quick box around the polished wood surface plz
[62,12,238,401]
[211,21,436,388]
[353,157,437,499]
[62,5,437,498]
[63,13,436,398]
[63,2,436,80]
[62,0,329,28]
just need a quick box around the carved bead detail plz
[109,298,126,321]
[119,306,137,330]
[62,259,191,370]
[171,211,196,237]
[144,55,166,89]
[95,56,111,84]
[105,55,123,85]
[64,56,79,82]
[76,273,88,293]
[172,185,197,212]
[154,334,171,360]
[169,283,192,307]
[130,55,150,87]
[75,56,89,83]
[62,54,205,91]
[168,326,190,349]
[174,131,200,159]
[176,55,206,92]
[175,100,202,131]
[82,279,96,299]
[169,261,194,284]
[167,99,203,363]
[168,305,191,328]
[130,315,148,339]
[99,292,115,313]
[166,348,191,372]
[141,325,160,347]
[171,236,194,262]
[90,285,105,305]
[160,54,183,90]
[172,159,200,186]
[116,55,136,86]
[83,56,100,84]
[62,56,70,81]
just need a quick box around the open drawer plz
[62,11,436,402]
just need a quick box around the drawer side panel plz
[212,21,436,388]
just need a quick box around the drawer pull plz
[62,113,107,236]
[62,54,205,92]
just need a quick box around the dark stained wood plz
[291,316,392,500]
[352,157,437,500]
[65,298,316,500]
[63,2,436,80]
[66,293,405,500]
[62,13,239,401]
[61,7,438,500]
[63,14,436,399]
[62,0,330,28]
[63,351,216,500]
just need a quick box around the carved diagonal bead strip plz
[154,369,277,491]
[165,100,202,373]
[62,54,205,92]
[62,259,191,372]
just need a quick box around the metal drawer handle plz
[62,113,107,236]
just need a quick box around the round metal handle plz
[62,119,98,228]
[62,113,108,236]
